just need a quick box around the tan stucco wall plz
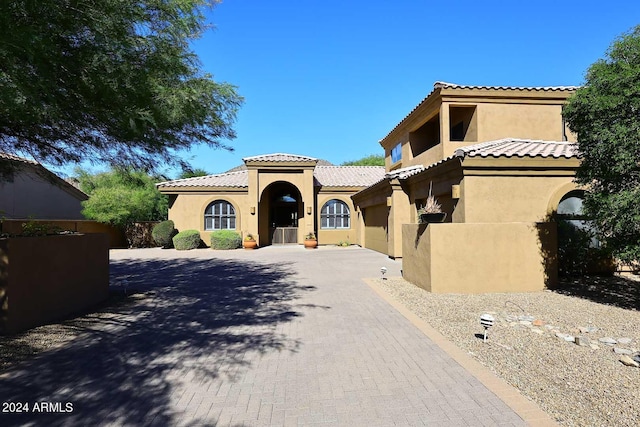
[459,175,577,223]
[383,94,574,171]
[168,192,249,245]
[0,168,86,220]
[402,222,557,293]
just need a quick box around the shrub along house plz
[156,154,385,247]
[351,82,583,293]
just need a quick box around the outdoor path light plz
[480,314,495,342]
[380,267,387,280]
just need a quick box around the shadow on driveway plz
[0,256,316,426]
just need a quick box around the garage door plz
[363,204,389,255]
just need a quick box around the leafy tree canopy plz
[178,167,210,179]
[563,25,640,266]
[341,154,385,166]
[0,0,242,173]
[77,168,168,227]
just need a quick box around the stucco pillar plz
[247,169,260,242]
[388,179,411,258]
[301,168,316,240]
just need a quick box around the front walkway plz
[2,246,529,426]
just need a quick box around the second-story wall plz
[382,84,577,171]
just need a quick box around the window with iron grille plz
[204,200,236,230]
[321,199,350,229]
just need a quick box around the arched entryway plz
[259,182,303,245]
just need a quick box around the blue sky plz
[64,1,640,177]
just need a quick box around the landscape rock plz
[579,326,598,334]
[575,336,590,346]
[617,337,632,345]
[613,347,633,355]
[589,343,600,350]
[619,355,640,368]
[598,337,618,346]
[518,315,535,322]
[532,319,544,327]
[555,332,575,342]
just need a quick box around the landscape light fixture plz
[480,314,495,342]
[380,267,387,280]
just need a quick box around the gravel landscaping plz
[377,273,640,427]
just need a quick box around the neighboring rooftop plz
[0,152,39,165]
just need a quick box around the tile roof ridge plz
[242,153,318,161]
[434,82,580,91]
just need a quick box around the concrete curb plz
[364,277,559,427]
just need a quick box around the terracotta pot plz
[304,239,318,249]
[243,240,257,250]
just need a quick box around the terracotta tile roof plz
[381,81,578,143]
[454,138,578,159]
[157,170,249,188]
[313,166,385,187]
[385,165,425,180]
[433,81,579,91]
[242,153,318,163]
[0,152,38,165]
[157,165,385,189]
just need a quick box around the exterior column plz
[388,179,410,258]
[247,169,260,244]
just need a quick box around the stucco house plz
[0,153,88,220]
[157,154,385,247]
[351,82,583,292]
[159,81,585,293]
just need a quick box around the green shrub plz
[210,229,242,250]
[172,230,202,250]
[152,220,178,248]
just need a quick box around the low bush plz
[211,230,242,250]
[172,230,202,250]
[152,220,178,248]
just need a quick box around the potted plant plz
[243,233,258,249]
[418,183,447,223]
[304,232,318,249]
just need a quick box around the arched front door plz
[259,182,303,245]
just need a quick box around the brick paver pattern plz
[0,246,525,426]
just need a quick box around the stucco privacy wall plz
[0,234,109,334]
[402,223,557,293]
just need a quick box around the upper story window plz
[391,143,402,163]
[204,200,236,230]
[321,199,350,229]
[449,105,477,142]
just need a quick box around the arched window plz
[321,199,350,229]
[204,200,236,230]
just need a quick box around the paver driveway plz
[1,246,527,426]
